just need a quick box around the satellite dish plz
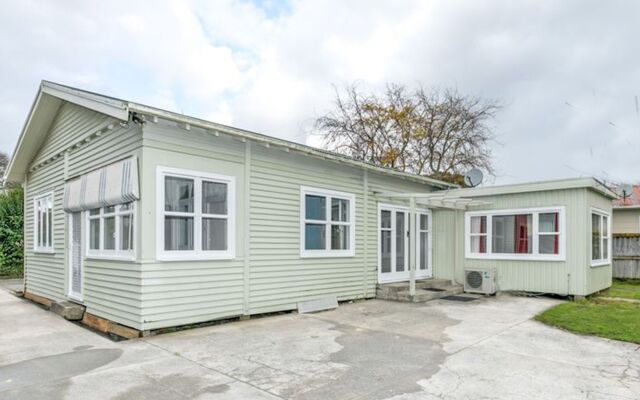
[464,168,483,187]
[618,184,633,199]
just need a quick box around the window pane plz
[592,214,601,260]
[539,213,558,233]
[470,236,486,253]
[104,217,116,250]
[420,214,428,231]
[120,215,133,251]
[305,223,325,250]
[603,238,609,260]
[89,219,100,250]
[46,208,52,247]
[396,212,405,271]
[202,181,227,215]
[420,231,428,269]
[36,207,42,247]
[305,195,326,220]
[119,203,133,212]
[381,210,391,229]
[202,218,227,251]
[603,216,609,237]
[381,230,391,273]
[331,198,349,222]
[470,216,486,234]
[539,234,559,255]
[89,209,100,216]
[104,205,116,214]
[331,225,349,250]
[164,216,194,250]
[492,214,532,254]
[165,176,194,212]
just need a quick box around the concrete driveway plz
[1,286,639,399]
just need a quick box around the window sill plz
[156,252,236,262]
[300,251,355,259]
[34,249,55,255]
[591,260,611,268]
[466,254,565,262]
[86,254,135,262]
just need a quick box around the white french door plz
[67,212,83,301]
[378,204,432,283]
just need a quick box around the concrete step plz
[408,285,464,302]
[376,279,452,296]
[377,284,464,302]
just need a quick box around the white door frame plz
[67,212,84,302]
[378,203,432,283]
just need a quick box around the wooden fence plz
[612,234,640,279]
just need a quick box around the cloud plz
[1,0,639,184]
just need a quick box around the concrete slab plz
[1,285,639,399]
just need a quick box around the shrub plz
[0,187,23,277]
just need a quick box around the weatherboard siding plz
[441,187,611,296]
[586,190,613,294]
[612,208,640,234]
[138,122,246,330]
[24,102,144,329]
[138,121,438,329]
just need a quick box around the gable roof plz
[4,81,457,189]
[613,185,640,208]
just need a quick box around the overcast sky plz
[1,0,638,185]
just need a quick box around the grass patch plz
[598,279,640,300]
[536,299,640,344]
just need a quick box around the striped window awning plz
[63,157,139,212]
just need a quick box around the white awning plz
[63,157,139,212]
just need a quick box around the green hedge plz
[0,187,23,277]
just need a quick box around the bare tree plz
[316,83,500,184]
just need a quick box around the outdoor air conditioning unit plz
[464,268,496,295]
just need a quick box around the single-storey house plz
[4,81,616,335]
[612,185,640,234]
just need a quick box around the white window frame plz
[465,206,566,261]
[156,166,236,261]
[33,192,54,253]
[86,203,136,261]
[591,208,611,267]
[300,186,356,258]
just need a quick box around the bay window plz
[465,207,564,260]
[591,209,610,266]
[157,167,235,260]
[34,192,54,252]
[87,203,135,259]
[301,187,355,257]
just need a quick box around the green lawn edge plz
[535,299,640,344]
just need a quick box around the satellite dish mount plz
[463,168,483,188]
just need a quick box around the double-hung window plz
[465,207,565,260]
[157,167,235,260]
[87,203,135,259]
[34,192,54,252]
[301,187,355,257]
[591,209,611,266]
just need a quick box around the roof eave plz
[4,81,130,184]
[128,102,458,190]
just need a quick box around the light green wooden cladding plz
[21,97,613,331]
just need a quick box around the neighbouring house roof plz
[4,81,457,189]
[613,185,640,209]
